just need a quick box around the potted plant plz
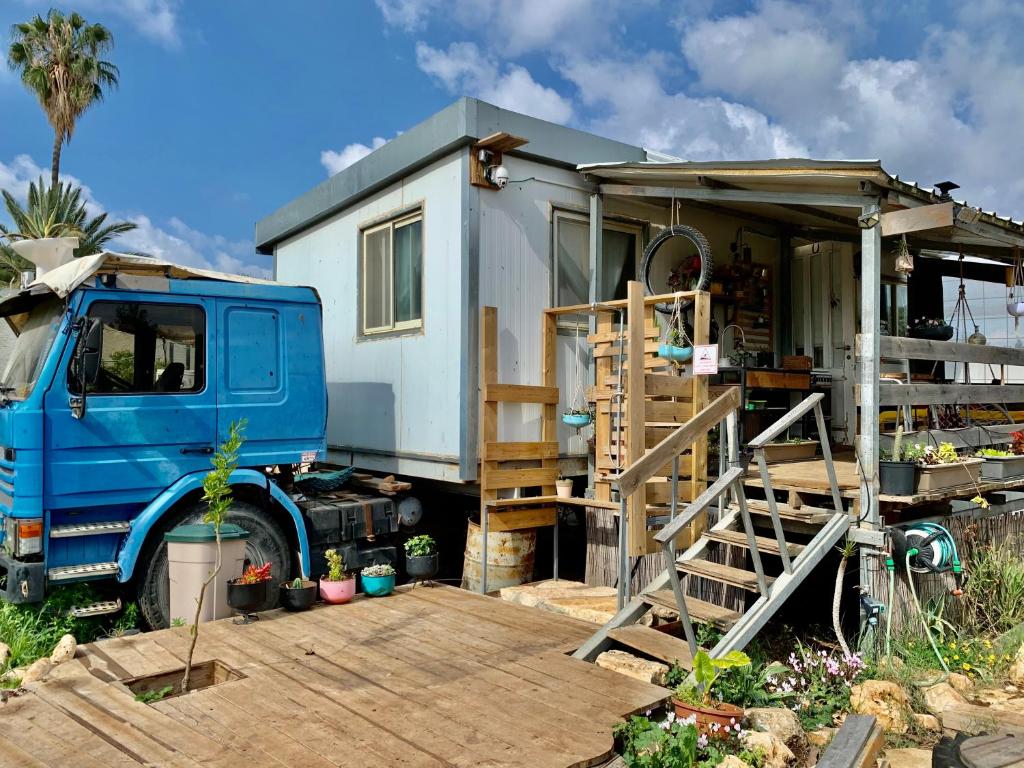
[279,575,317,611]
[555,473,573,499]
[761,437,819,463]
[319,548,355,604]
[562,407,593,428]
[226,562,272,623]
[404,535,438,582]
[880,426,917,495]
[658,321,694,363]
[914,442,984,492]
[909,317,954,341]
[361,563,396,597]
[976,434,1024,480]
[672,649,750,733]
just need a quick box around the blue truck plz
[0,245,418,627]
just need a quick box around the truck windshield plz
[0,296,63,401]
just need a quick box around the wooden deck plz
[0,585,668,768]
[745,452,1024,508]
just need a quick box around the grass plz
[1,584,139,685]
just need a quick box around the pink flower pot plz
[319,577,355,604]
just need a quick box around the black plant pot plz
[227,580,269,622]
[279,580,317,611]
[880,461,917,496]
[406,553,439,581]
[909,325,954,341]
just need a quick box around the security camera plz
[487,164,510,189]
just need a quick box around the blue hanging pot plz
[562,412,593,428]
[658,343,693,362]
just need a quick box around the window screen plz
[361,212,422,335]
[71,302,204,394]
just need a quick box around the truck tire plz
[640,224,713,314]
[136,500,291,630]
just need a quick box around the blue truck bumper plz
[0,550,45,604]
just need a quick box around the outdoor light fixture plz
[857,209,880,228]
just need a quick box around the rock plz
[912,712,940,732]
[21,658,52,684]
[745,707,807,752]
[741,731,795,768]
[718,756,751,768]
[947,672,974,693]
[806,728,835,748]
[0,642,9,668]
[882,748,932,768]
[595,650,669,685]
[850,680,911,734]
[1,665,26,684]
[921,681,968,717]
[1008,644,1024,687]
[49,634,76,665]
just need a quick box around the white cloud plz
[416,41,573,124]
[0,154,269,278]
[17,0,181,47]
[321,137,388,176]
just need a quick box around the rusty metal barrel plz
[461,520,536,592]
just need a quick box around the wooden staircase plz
[573,391,851,668]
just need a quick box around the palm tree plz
[0,177,138,284]
[8,10,118,187]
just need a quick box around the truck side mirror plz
[70,318,102,419]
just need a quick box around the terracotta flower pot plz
[319,577,355,604]
[671,698,744,736]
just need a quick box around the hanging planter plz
[908,318,954,341]
[562,410,593,428]
[1009,302,1024,317]
[660,297,694,364]
[658,342,693,362]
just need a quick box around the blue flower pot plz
[562,412,593,428]
[361,573,395,597]
[658,343,693,362]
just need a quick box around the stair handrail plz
[746,392,825,448]
[618,388,741,498]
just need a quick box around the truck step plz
[70,599,122,618]
[48,562,119,582]
[50,521,131,538]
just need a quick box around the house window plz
[70,301,205,394]
[362,211,423,335]
[553,211,643,308]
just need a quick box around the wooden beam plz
[483,467,560,491]
[879,201,956,237]
[869,335,1024,367]
[627,281,647,556]
[541,311,558,497]
[544,289,704,316]
[600,183,871,210]
[487,507,557,532]
[873,382,1024,406]
[480,307,499,519]
[482,441,559,461]
[483,383,559,404]
[618,388,740,498]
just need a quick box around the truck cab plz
[0,243,412,627]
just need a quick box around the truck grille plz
[0,448,15,516]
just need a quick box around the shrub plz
[765,646,867,729]
[962,542,1024,634]
[404,535,436,557]
[615,711,763,768]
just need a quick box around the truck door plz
[44,295,218,510]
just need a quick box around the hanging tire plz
[136,499,291,630]
[641,224,713,313]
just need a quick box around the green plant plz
[134,685,173,704]
[977,448,1015,458]
[675,650,751,708]
[170,617,186,628]
[361,563,396,577]
[614,711,764,768]
[962,541,1024,634]
[405,535,436,557]
[892,425,905,462]
[324,549,351,581]
[182,418,246,693]
[290,577,304,589]
[8,9,119,187]
[765,645,867,730]
[902,443,925,463]
[235,563,272,584]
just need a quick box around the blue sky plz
[2,0,1024,276]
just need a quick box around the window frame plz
[69,299,207,396]
[359,209,424,338]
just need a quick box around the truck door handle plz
[180,446,214,455]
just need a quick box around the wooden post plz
[588,193,604,488]
[627,281,647,556]
[480,307,498,594]
[541,310,558,497]
[691,291,711,520]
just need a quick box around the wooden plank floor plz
[0,585,668,768]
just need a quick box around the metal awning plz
[579,159,1024,261]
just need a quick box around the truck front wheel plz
[137,500,291,629]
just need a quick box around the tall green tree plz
[0,178,138,284]
[8,10,118,187]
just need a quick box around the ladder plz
[573,391,850,668]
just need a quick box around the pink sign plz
[693,344,719,375]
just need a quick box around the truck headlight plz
[3,517,42,557]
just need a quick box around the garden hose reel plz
[887,522,964,594]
